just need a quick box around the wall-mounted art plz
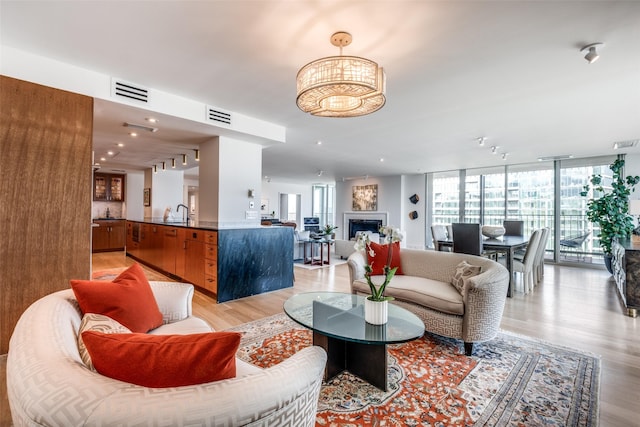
[260,198,269,214]
[352,184,378,211]
[143,188,151,206]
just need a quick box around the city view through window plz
[430,156,619,265]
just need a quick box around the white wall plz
[199,136,262,226]
[125,171,144,221]
[150,169,184,221]
[335,176,403,240]
[260,180,314,226]
[401,174,427,249]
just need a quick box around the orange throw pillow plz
[71,263,163,333]
[81,331,241,387]
[366,241,404,275]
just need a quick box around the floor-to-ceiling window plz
[312,184,335,228]
[432,171,460,224]
[427,155,617,265]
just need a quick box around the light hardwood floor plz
[2,252,639,426]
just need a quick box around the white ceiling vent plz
[111,79,149,104]
[206,106,232,126]
[613,139,639,149]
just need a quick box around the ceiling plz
[2,1,640,183]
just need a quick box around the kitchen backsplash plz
[93,201,124,219]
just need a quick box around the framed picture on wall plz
[143,188,151,206]
[352,184,378,211]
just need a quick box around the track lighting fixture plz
[580,42,603,64]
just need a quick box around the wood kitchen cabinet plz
[93,173,125,201]
[183,230,205,288]
[162,226,179,275]
[203,231,218,293]
[92,220,125,252]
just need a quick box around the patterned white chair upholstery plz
[347,249,509,356]
[7,281,327,427]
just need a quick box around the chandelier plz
[296,31,386,117]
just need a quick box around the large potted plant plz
[581,158,640,273]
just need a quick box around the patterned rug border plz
[227,312,601,427]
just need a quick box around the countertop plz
[127,219,285,232]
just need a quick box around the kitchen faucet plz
[177,204,189,224]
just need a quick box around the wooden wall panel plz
[0,76,93,354]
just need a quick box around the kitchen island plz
[125,220,293,303]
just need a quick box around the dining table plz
[436,235,530,297]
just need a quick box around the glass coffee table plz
[283,292,424,391]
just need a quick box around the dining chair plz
[513,229,542,294]
[451,223,483,256]
[430,225,449,251]
[533,227,550,284]
[503,220,524,236]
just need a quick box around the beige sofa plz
[7,281,327,427]
[347,249,509,355]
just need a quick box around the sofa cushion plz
[71,263,163,333]
[81,330,242,388]
[353,275,464,315]
[451,261,482,295]
[367,241,404,276]
[77,313,131,371]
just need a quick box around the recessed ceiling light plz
[316,141,322,145]
[145,117,159,123]
[100,157,106,161]
[107,151,114,156]
[379,158,384,162]
[116,143,124,147]
[129,132,137,137]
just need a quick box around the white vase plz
[364,298,388,325]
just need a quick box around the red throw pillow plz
[71,263,163,333]
[366,241,403,275]
[81,331,241,388]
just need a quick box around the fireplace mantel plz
[342,211,388,240]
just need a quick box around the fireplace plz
[349,219,383,239]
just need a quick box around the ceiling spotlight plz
[171,158,176,168]
[316,141,322,145]
[182,154,187,165]
[580,42,603,64]
[116,143,124,147]
[194,149,200,161]
[153,164,157,173]
[379,158,385,162]
[491,146,499,154]
[317,170,324,177]
[145,117,159,123]
[129,132,137,137]
[162,161,166,171]
[477,137,486,146]
[502,153,508,160]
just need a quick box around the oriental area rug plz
[227,313,600,427]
